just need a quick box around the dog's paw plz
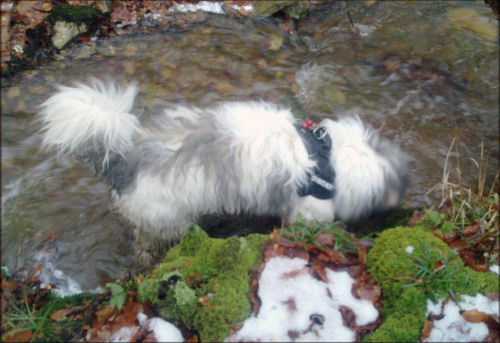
[134,249,155,267]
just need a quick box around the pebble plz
[7,87,20,98]
[123,62,136,75]
[447,8,497,41]
[124,44,138,57]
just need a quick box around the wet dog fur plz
[38,80,409,263]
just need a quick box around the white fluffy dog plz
[39,80,408,262]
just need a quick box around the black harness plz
[295,120,336,200]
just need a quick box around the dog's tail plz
[38,79,143,164]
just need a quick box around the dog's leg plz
[132,227,173,266]
[290,196,335,223]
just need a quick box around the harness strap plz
[295,121,336,200]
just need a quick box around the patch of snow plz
[148,317,184,342]
[404,245,415,254]
[426,298,444,317]
[170,1,224,14]
[229,256,379,342]
[424,294,499,342]
[110,326,139,342]
[227,3,254,13]
[137,312,148,326]
[136,313,184,342]
[488,265,499,275]
[459,294,499,315]
[424,300,489,342]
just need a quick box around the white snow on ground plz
[137,312,184,342]
[169,1,253,14]
[109,326,139,342]
[170,1,224,14]
[404,245,415,254]
[227,3,254,13]
[107,313,184,342]
[424,294,499,342]
[229,256,379,342]
[148,317,184,342]
[488,265,499,275]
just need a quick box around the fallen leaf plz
[355,283,381,302]
[3,329,33,342]
[50,308,71,322]
[93,305,115,327]
[461,309,490,323]
[463,224,481,238]
[420,320,434,340]
[338,305,357,330]
[197,295,212,307]
[315,233,335,248]
[408,210,425,226]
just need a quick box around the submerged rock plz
[47,3,101,50]
[51,21,88,49]
[447,8,497,42]
[252,1,295,16]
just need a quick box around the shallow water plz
[2,1,498,291]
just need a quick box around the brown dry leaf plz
[315,233,335,248]
[459,249,489,272]
[355,283,381,302]
[433,229,460,245]
[3,329,33,343]
[433,260,444,272]
[354,239,374,252]
[197,295,212,307]
[420,320,434,340]
[111,5,132,24]
[316,248,350,265]
[461,309,490,323]
[248,278,261,315]
[338,305,357,330]
[88,297,154,342]
[1,278,19,296]
[312,263,329,283]
[408,210,425,226]
[184,332,199,343]
[93,305,116,327]
[50,308,71,322]
[463,224,481,238]
[357,250,366,264]
[282,298,297,312]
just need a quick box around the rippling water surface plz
[2,1,498,291]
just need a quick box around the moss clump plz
[364,226,499,342]
[138,225,269,342]
[48,4,101,25]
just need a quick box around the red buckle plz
[301,119,317,131]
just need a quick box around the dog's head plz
[317,117,409,222]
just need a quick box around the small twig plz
[347,10,354,28]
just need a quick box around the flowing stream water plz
[1,1,498,292]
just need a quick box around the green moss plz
[137,225,269,342]
[365,226,499,342]
[252,1,295,16]
[48,4,101,25]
